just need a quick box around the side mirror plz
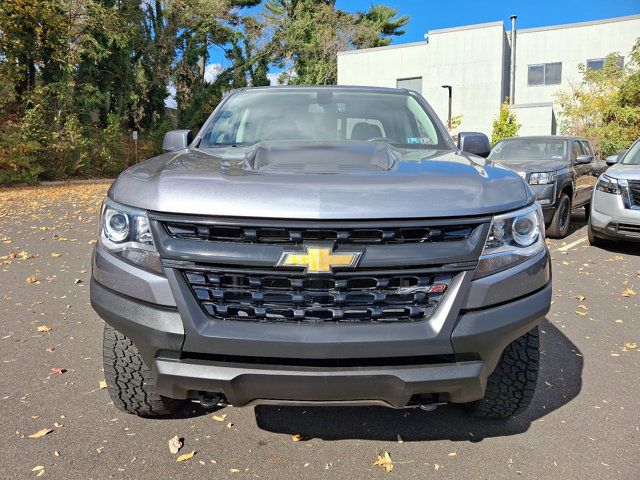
[162,130,193,153]
[605,155,619,166]
[576,154,593,165]
[457,132,491,158]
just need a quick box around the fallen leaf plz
[28,428,53,439]
[45,347,55,352]
[36,469,45,477]
[291,434,303,442]
[576,295,586,301]
[74,278,82,285]
[575,311,587,316]
[32,466,45,472]
[98,380,107,389]
[448,452,458,457]
[226,422,233,429]
[51,252,61,257]
[168,435,183,454]
[212,414,227,422]
[176,451,195,462]
[621,288,636,297]
[373,451,394,472]
[26,276,39,284]
[230,469,240,473]
[51,367,66,375]
[621,342,637,352]
[54,451,60,457]
[578,304,588,310]
[37,326,51,333]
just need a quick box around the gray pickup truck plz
[488,136,606,238]
[91,86,551,420]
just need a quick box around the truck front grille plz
[628,180,640,207]
[183,268,455,324]
[164,221,477,245]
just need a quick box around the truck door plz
[572,140,593,207]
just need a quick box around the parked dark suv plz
[91,86,551,420]
[488,136,606,238]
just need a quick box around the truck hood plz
[492,158,569,175]
[109,141,532,219]
[604,162,640,180]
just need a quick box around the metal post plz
[132,130,138,163]
[441,85,452,130]
[510,15,517,104]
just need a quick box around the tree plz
[555,40,640,157]
[491,100,521,144]
[264,0,408,85]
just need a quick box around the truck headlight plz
[475,203,545,278]
[596,175,627,195]
[529,171,556,185]
[99,199,163,274]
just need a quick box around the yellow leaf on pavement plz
[176,451,195,462]
[32,466,45,472]
[99,380,107,389]
[622,288,636,297]
[575,311,587,316]
[212,414,227,422]
[36,326,51,333]
[28,428,53,439]
[373,451,394,472]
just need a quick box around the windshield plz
[621,139,640,165]
[198,89,447,149]
[488,138,567,161]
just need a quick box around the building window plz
[527,62,562,86]
[396,77,422,94]
[587,56,624,71]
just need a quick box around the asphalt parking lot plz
[1,182,638,480]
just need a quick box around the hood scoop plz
[245,140,397,174]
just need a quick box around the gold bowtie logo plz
[277,246,362,273]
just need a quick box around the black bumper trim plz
[154,357,486,406]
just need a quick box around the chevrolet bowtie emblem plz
[277,246,362,273]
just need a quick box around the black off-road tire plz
[547,193,572,238]
[467,327,540,419]
[103,324,183,417]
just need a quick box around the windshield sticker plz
[406,137,433,145]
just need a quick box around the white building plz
[337,14,640,137]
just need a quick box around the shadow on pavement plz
[253,321,583,442]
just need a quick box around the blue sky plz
[337,0,640,43]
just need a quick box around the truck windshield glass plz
[489,138,567,161]
[621,140,640,165]
[198,89,446,149]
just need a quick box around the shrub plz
[491,101,521,145]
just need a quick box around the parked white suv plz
[589,138,640,245]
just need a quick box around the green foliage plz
[555,40,640,157]
[491,101,521,145]
[265,0,408,85]
[0,0,410,184]
[0,124,43,185]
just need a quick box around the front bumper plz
[590,189,640,242]
[90,246,551,407]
